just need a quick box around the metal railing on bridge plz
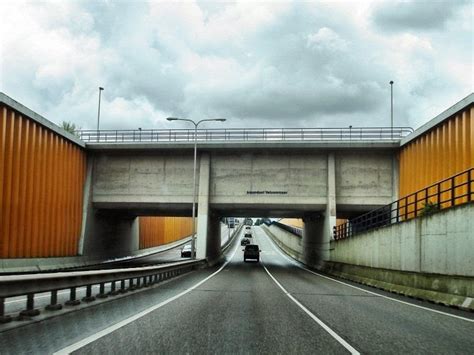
[333,167,474,240]
[78,127,414,143]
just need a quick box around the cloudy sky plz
[0,0,472,131]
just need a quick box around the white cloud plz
[0,0,472,131]
[307,27,348,52]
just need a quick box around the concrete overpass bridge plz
[81,128,408,263]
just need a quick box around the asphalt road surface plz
[1,226,473,354]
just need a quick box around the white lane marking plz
[54,245,239,355]
[260,228,474,323]
[262,264,360,355]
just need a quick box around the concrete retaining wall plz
[323,261,474,310]
[261,224,304,262]
[330,203,474,277]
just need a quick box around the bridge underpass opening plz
[221,211,333,267]
[81,210,194,259]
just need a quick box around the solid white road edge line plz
[262,264,360,355]
[53,244,239,355]
[261,227,474,323]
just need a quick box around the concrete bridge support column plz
[78,155,94,255]
[391,156,400,222]
[196,153,211,260]
[206,213,222,263]
[302,153,336,268]
[302,214,324,267]
[80,155,140,259]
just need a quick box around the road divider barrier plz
[0,259,205,324]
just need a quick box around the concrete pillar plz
[326,152,337,243]
[302,153,336,267]
[391,155,400,222]
[302,213,324,266]
[196,153,211,259]
[206,213,222,263]
[391,155,399,202]
[78,154,94,255]
[81,154,140,259]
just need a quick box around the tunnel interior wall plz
[0,102,86,258]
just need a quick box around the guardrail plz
[334,168,474,240]
[0,259,205,323]
[222,223,243,252]
[78,127,414,143]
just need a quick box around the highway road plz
[1,226,473,354]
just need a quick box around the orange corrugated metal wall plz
[0,104,86,258]
[139,217,193,249]
[398,104,473,205]
[278,218,304,228]
[279,218,347,229]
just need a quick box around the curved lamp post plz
[166,117,226,259]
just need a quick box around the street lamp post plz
[97,87,104,141]
[389,81,394,139]
[166,117,226,259]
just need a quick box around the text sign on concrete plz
[246,191,288,195]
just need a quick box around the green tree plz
[61,121,81,137]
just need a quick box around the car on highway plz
[241,238,250,246]
[244,226,252,238]
[243,244,261,262]
[181,244,195,258]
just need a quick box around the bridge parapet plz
[79,126,413,144]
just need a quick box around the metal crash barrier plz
[0,259,205,323]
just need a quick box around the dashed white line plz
[259,227,474,323]
[53,244,239,355]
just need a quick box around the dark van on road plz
[243,244,260,262]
